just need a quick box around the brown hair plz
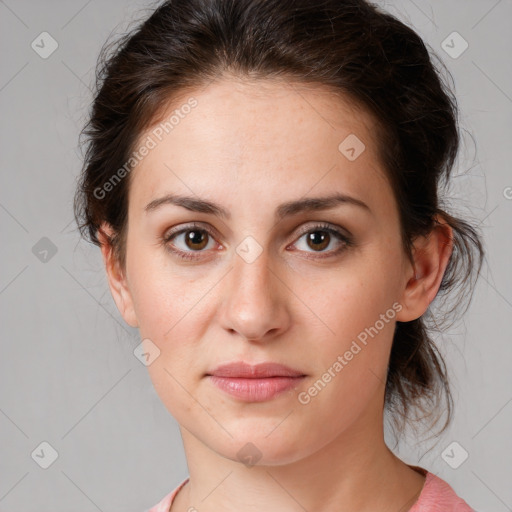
[74,0,484,440]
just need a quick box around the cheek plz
[292,278,399,440]
[299,259,400,343]
[294,251,403,394]
[131,269,209,422]
[126,248,222,374]
[127,247,200,339]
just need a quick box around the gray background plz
[0,0,511,511]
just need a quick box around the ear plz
[98,223,139,328]
[396,216,453,322]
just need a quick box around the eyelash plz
[161,222,354,261]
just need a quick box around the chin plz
[211,429,313,467]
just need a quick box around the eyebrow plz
[144,192,371,220]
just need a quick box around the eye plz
[290,223,352,258]
[162,222,353,261]
[162,223,219,261]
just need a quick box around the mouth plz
[205,362,306,402]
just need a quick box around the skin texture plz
[99,78,453,511]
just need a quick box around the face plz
[104,78,425,465]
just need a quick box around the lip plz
[206,362,306,402]
[208,362,305,378]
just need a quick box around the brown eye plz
[291,223,353,259]
[305,231,331,252]
[183,229,209,251]
[163,224,217,260]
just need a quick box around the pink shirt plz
[146,468,475,512]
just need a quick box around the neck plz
[174,404,425,512]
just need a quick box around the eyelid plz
[292,221,351,240]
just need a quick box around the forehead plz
[129,78,391,213]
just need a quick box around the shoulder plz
[145,478,190,512]
[409,469,476,512]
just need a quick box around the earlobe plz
[396,216,453,323]
[98,223,139,328]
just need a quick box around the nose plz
[218,247,291,342]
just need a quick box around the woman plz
[74,0,483,510]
